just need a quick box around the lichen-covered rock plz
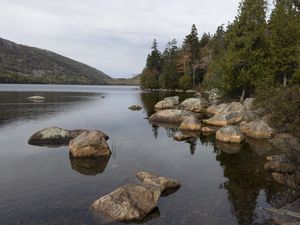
[179,98,208,113]
[179,116,202,131]
[240,120,274,139]
[149,109,194,124]
[28,127,70,145]
[206,102,244,116]
[91,184,161,222]
[203,111,243,126]
[128,105,142,111]
[216,125,245,143]
[136,171,181,195]
[206,103,229,116]
[264,154,296,173]
[154,96,179,110]
[243,98,255,110]
[173,132,197,141]
[69,130,111,157]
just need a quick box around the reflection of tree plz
[187,139,197,155]
[152,125,158,139]
[216,144,287,225]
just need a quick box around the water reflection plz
[0,91,102,127]
[69,155,111,176]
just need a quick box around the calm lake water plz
[0,84,295,225]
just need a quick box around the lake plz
[0,84,294,225]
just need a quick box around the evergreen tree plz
[222,0,268,101]
[183,24,201,88]
[268,0,300,86]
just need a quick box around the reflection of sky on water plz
[0,84,295,225]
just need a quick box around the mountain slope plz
[0,38,113,85]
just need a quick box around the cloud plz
[0,0,240,77]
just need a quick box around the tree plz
[146,39,162,87]
[268,0,300,86]
[222,0,268,101]
[183,24,201,88]
[160,39,180,89]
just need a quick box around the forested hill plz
[0,38,114,85]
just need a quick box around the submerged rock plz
[27,96,45,100]
[216,125,245,143]
[269,198,300,225]
[28,127,70,146]
[264,154,296,173]
[173,132,197,141]
[203,111,243,126]
[69,130,111,157]
[215,141,242,154]
[179,98,208,113]
[136,171,181,195]
[128,105,142,111]
[155,96,179,110]
[240,120,274,139]
[179,115,202,131]
[149,109,194,124]
[91,184,161,222]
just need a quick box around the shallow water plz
[0,84,294,225]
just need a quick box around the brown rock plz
[173,132,197,141]
[154,96,179,109]
[136,171,181,195]
[149,109,194,124]
[203,111,243,126]
[179,98,208,113]
[91,184,161,222]
[69,130,111,157]
[240,120,274,139]
[216,125,245,143]
[179,116,202,131]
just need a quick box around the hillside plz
[0,38,113,85]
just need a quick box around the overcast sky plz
[0,0,240,78]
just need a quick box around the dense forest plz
[140,0,300,98]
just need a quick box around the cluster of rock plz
[28,127,111,157]
[149,92,275,145]
[91,171,181,222]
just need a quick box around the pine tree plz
[183,24,201,88]
[268,0,300,86]
[222,0,268,101]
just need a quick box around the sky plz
[0,0,241,78]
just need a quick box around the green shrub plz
[255,85,300,137]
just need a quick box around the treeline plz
[140,0,300,100]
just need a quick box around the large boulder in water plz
[69,130,111,157]
[179,98,208,113]
[240,120,274,139]
[28,127,109,146]
[206,102,244,116]
[28,127,71,145]
[179,116,202,131]
[149,109,194,124]
[203,111,243,126]
[91,184,161,222]
[155,96,179,110]
[216,125,245,143]
[206,103,229,116]
[136,171,181,195]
